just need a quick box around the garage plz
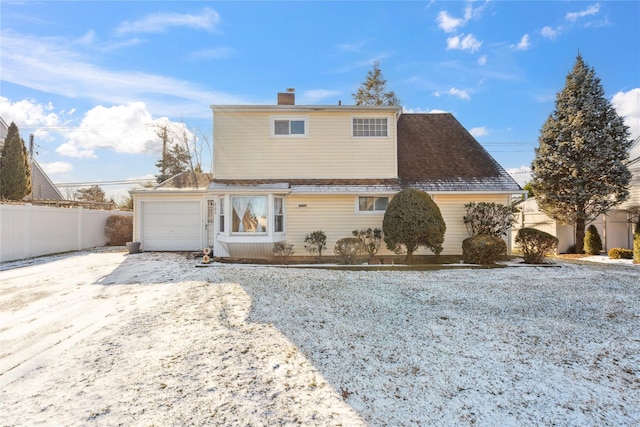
[141,201,202,251]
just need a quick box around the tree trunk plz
[405,249,414,264]
[575,217,586,254]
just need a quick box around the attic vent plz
[278,89,295,105]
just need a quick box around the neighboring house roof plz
[152,172,214,191]
[0,116,8,144]
[397,113,521,192]
[28,158,64,200]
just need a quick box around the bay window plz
[231,196,268,233]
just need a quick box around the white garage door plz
[142,201,201,251]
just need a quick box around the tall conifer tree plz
[0,122,32,200]
[531,54,632,253]
[352,61,400,106]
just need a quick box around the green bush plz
[634,215,640,264]
[272,241,294,262]
[515,228,558,264]
[334,237,363,265]
[584,224,603,255]
[462,234,507,264]
[382,188,446,263]
[104,215,133,246]
[608,248,633,260]
[304,230,327,257]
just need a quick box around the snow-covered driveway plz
[1,251,639,426]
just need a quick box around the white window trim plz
[355,196,390,214]
[271,116,308,137]
[351,116,389,138]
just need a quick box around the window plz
[274,197,284,233]
[273,118,306,136]
[231,196,268,233]
[219,198,225,232]
[358,196,389,212]
[352,118,388,137]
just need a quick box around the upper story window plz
[358,196,389,213]
[352,117,388,137]
[272,117,307,137]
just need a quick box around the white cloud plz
[446,34,482,53]
[40,161,73,175]
[0,30,247,118]
[116,7,220,34]
[0,97,62,141]
[566,3,600,22]
[477,55,487,66]
[469,127,488,137]
[541,26,559,40]
[514,34,531,51]
[612,88,640,141]
[0,97,60,128]
[437,11,464,33]
[56,102,190,159]
[435,88,470,101]
[436,1,489,33]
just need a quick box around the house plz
[131,90,523,257]
[514,197,635,253]
[515,138,639,253]
[28,158,64,201]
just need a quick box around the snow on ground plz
[1,251,639,426]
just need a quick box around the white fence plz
[0,204,133,263]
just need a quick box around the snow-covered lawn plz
[1,250,638,426]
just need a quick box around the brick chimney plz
[277,88,295,105]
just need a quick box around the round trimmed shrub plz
[515,228,558,264]
[584,224,603,255]
[383,188,446,263]
[334,237,363,265]
[462,234,507,264]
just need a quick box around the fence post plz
[24,203,32,259]
[77,207,83,251]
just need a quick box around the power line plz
[55,179,154,187]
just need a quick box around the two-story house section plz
[131,90,523,257]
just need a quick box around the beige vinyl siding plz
[283,193,513,257]
[214,110,397,179]
[285,194,387,256]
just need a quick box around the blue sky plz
[1,1,639,201]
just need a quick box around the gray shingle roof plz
[397,113,521,192]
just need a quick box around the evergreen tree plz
[0,122,32,200]
[352,61,401,106]
[531,54,632,254]
[155,143,191,183]
[584,224,603,255]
